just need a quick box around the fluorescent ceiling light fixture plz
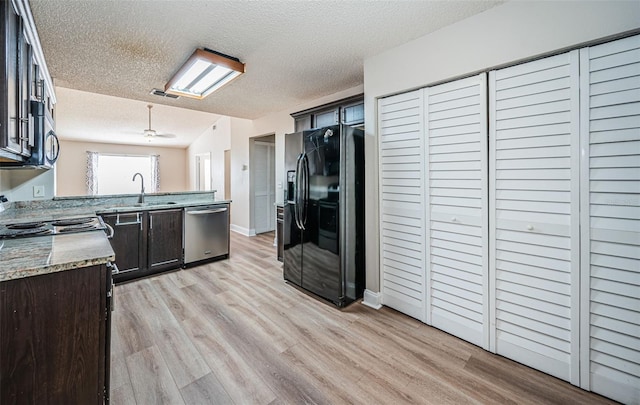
[165,48,245,100]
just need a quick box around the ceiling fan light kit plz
[165,48,245,100]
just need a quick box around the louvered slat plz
[580,34,640,405]
[425,74,488,348]
[489,50,580,384]
[378,90,426,321]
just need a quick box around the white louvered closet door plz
[579,34,640,405]
[378,90,426,321]
[489,50,580,384]
[425,74,489,348]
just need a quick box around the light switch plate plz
[33,185,45,198]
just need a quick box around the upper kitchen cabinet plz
[0,0,55,163]
[0,0,22,158]
[341,101,364,127]
[291,94,364,131]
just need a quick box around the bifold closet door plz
[489,50,580,384]
[424,74,489,348]
[378,90,427,321]
[579,34,640,404]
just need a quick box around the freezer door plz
[300,125,341,303]
[283,132,303,286]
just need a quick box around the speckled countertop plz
[0,191,229,225]
[0,232,115,282]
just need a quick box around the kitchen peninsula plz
[0,191,229,403]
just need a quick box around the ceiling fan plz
[141,104,176,139]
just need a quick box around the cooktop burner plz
[56,223,97,233]
[0,216,107,239]
[51,217,94,227]
[0,228,53,238]
[6,221,46,230]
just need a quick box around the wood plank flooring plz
[111,231,614,404]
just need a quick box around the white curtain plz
[86,151,99,195]
[150,154,160,192]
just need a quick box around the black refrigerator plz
[283,124,365,307]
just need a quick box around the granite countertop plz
[0,197,231,225]
[0,231,115,282]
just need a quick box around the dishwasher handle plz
[186,208,228,215]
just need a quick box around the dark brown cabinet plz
[1,0,23,159]
[102,212,144,275]
[0,264,112,404]
[148,209,183,272]
[1,0,54,163]
[276,205,284,262]
[102,209,183,283]
[291,94,364,131]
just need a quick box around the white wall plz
[187,116,230,196]
[362,0,640,294]
[56,139,188,196]
[0,168,56,202]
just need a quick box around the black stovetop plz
[0,216,107,239]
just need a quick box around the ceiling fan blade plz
[140,104,177,139]
[143,132,177,139]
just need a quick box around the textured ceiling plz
[30,0,502,123]
[30,0,496,119]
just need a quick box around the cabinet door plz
[342,102,364,126]
[18,24,33,155]
[0,265,107,404]
[277,206,284,261]
[314,108,339,128]
[148,209,183,271]
[102,213,144,274]
[579,35,640,404]
[425,73,489,348]
[1,0,22,154]
[489,50,580,383]
[378,90,427,321]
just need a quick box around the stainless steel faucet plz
[132,172,145,204]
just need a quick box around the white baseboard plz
[230,224,256,236]
[362,289,382,310]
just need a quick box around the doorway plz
[252,136,276,234]
[195,152,212,191]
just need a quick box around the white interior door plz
[489,50,581,383]
[378,90,427,321]
[579,34,640,404]
[425,73,489,348]
[254,142,275,234]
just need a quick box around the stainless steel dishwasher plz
[183,204,230,266]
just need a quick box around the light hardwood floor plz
[110,232,613,405]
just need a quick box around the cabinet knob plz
[527,225,534,231]
[451,217,457,222]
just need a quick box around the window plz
[86,152,159,195]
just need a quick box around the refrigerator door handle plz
[294,153,304,230]
[301,154,309,229]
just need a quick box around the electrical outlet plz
[33,185,45,198]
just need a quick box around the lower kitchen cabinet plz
[102,208,183,283]
[102,212,144,274]
[148,209,183,271]
[0,264,112,404]
[276,205,283,262]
